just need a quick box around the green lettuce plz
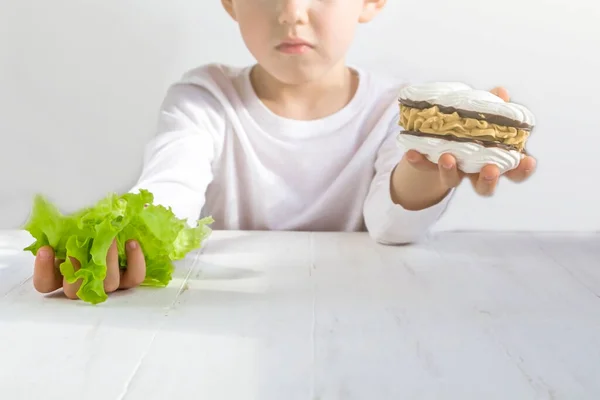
[22,189,214,304]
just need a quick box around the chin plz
[256,55,340,86]
[275,71,322,85]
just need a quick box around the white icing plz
[396,133,523,174]
[398,82,472,102]
[398,82,536,126]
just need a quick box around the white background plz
[1,0,598,232]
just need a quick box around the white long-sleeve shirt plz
[130,63,452,244]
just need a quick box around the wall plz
[1,0,598,231]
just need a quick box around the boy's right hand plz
[33,240,146,300]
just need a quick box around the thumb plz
[403,150,438,172]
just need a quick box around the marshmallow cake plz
[396,82,536,174]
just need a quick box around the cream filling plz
[399,104,529,151]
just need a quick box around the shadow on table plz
[0,231,286,332]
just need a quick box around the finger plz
[505,156,537,183]
[490,86,510,102]
[438,153,462,188]
[119,241,146,289]
[33,246,62,293]
[62,257,82,300]
[104,239,120,293]
[404,149,439,172]
[473,164,500,196]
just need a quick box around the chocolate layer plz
[399,99,533,131]
[400,130,524,153]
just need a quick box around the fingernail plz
[406,153,418,162]
[127,241,137,250]
[38,248,52,260]
[484,175,496,181]
[442,162,453,170]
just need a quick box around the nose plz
[277,0,309,25]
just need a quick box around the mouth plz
[275,38,313,54]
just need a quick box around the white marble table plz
[0,229,599,400]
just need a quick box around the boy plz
[32,0,536,299]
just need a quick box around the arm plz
[363,118,453,245]
[129,83,225,225]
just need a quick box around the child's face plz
[222,0,386,84]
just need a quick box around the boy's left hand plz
[390,87,537,209]
[405,150,536,197]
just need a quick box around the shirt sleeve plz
[363,114,454,245]
[129,83,225,226]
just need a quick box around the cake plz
[396,82,535,174]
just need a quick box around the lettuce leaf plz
[23,189,213,304]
